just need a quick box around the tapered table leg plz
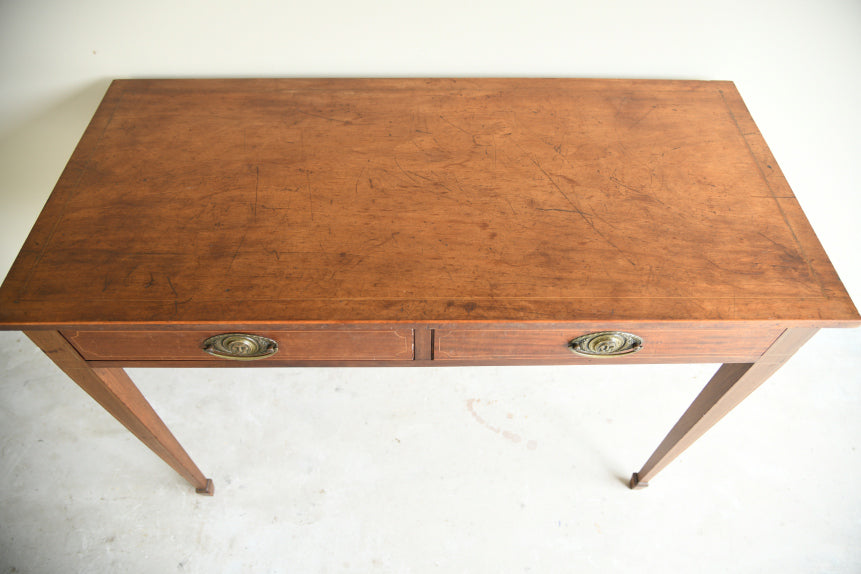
[630,328,818,489]
[25,330,214,495]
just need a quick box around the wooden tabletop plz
[0,78,857,327]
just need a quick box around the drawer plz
[433,326,783,363]
[62,328,414,362]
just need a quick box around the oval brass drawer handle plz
[202,333,278,360]
[569,331,643,357]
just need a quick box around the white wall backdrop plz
[1,3,860,573]
[1,0,859,304]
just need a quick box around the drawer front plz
[62,328,414,362]
[433,327,782,363]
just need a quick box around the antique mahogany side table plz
[1,79,858,495]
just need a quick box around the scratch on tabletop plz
[253,166,260,219]
[529,155,636,266]
[295,108,352,125]
[166,276,178,298]
[394,157,421,185]
[439,115,473,137]
[629,105,657,129]
[306,171,314,220]
[227,233,247,271]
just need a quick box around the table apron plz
[60,324,784,366]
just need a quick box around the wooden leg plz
[630,327,818,489]
[25,330,214,495]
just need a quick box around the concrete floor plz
[1,327,859,573]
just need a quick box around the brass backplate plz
[202,333,278,360]
[568,331,643,357]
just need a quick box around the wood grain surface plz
[0,79,857,327]
[433,325,781,363]
[62,327,414,361]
